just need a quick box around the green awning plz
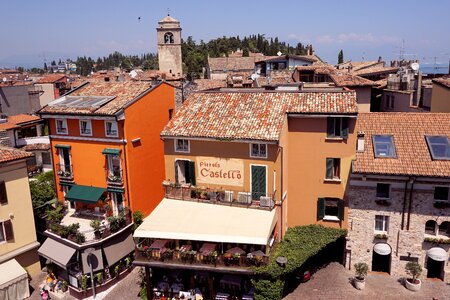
[55,144,71,149]
[107,187,124,193]
[65,185,105,204]
[59,182,73,186]
[102,148,121,155]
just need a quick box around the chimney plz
[357,132,365,152]
[306,45,310,56]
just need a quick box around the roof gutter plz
[160,135,279,145]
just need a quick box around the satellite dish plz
[130,70,138,79]
[411,62,420,71]
[2,77,6,82]
[250,73,259,80]
[277,51,282,56]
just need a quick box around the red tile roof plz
[432,77,450,89]
[37,74,67,84]
[21,143,51,151]
[353,113,450,177]
[0,147,32,164]
[161,91,358,142]
[295,66,376,87]
[39,81,155,115]
[0,114,41,130]
[208,56,264,72]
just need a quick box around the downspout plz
[278,145,284,240]
[120,118,132,214]
[406,177,416,230]
[400,179,409,230]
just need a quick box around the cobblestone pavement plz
[104,266,141,300]
[284,262,450,300]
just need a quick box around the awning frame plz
[65,185,106,204]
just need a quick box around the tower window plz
[164,32,174,44]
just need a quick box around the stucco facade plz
[0,158,40,277]
[431,82,450,113]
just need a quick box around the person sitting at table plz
[46,272,56,291]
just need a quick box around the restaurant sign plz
[196,156,244,186]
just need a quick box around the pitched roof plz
[39,81,155,116]
[432,77,450,89]
[295,66,376,87]
[36,74,67,84]
[21,143,51,151]
[193,79,227,91]
[353,66,399,76]
[161,91,358,142]
[208,56,261,72]
[0,147,32,164]
[0,114,41,130]
[258,54,318,63]
[353,113,450,177]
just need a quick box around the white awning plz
[0,259,29,299]
[134,198,277,245]
[38,238,76,269]
[373,243,391,255]
[427,247,448,262]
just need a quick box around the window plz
[376,183,390,199]
[317,198,344,221]
[375,215,389,232]
[385,95,395,109]
[175,139,190,153]
[325,158,340,180]
[42,152,51,165]
[56,119,67,134]
[169,109,174,120]
[327,117,349,139]
[175,160,196,185]
[0,220,13,243]
[434,187,449,201]
[105,121,118,137]
[111,192,124,216]
[425,220,437,235]
[164,32,174,44]
[107,155,122,181]
[373,135,396,158]
[439,221,450,237]
[79,120,92,136]
[426,136,450,160]
[0,181,7,205]
[250,143,267,158]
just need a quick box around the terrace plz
[163,181,275,211]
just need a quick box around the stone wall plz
[347,177,450,283]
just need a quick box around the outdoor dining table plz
[150,239,169,250]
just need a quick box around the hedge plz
[252,225,347,300]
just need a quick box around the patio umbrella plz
[251,250,266,257]
[226,247,245,255]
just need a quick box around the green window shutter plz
[188,161,196,186]
[4,220,14,241]
[251,166,266,200]
[326,158,333,179]
[0,181,7,204]
[326,118,334,138]
[338,200,345,220]
[317,198,325,220]
[341,118,349,139]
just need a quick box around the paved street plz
[284,262,450,300]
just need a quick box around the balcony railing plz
[163,181,275,210]
[135,248,268,269]
[57,163,73,180]
[106,169,123,186]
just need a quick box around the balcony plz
[106,169,123,186]
[162,181,275,211]
[57,163,73,181]
[15,135,49,147]
[134,239,269,273]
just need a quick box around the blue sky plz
[1,0,450,67]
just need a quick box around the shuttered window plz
[251,165,267,200]
[325,158,340,180]
[0,181,7,204]
[3,220,13,241]
[317,198,344,221]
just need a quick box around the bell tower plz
[157,14,182,77]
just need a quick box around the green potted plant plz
[114,264,120,278]
[90,219,102,239]
[60,280,68,292]
[124,256,132,268]
[95,272,103,285]
[353,262,368,290]
[79,275,88,291]
[404,261,422,291]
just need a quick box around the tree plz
[30,171,56,217]
[338,49,344,64]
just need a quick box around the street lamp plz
[85,247,97,298]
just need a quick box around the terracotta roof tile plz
[39,81,154,115]
[0,114,41,130]
[0,147,32,164]
[432,77,450,89]
[37,74,67,84]
[353,113,450,177]
[295,65,376,87]
[208,56,263,72]
[161,91,357,142]
[21,143,51,151]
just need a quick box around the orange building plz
[133,90,357,299]
[36,80,174,296]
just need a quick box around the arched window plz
[425,220,437,235]
[164,32,174,44]
[438,221,450,237]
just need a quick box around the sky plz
[1,0,450,68]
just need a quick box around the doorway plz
[427,257,444,280]
[372,243,391,273]
[175,160,195,185]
